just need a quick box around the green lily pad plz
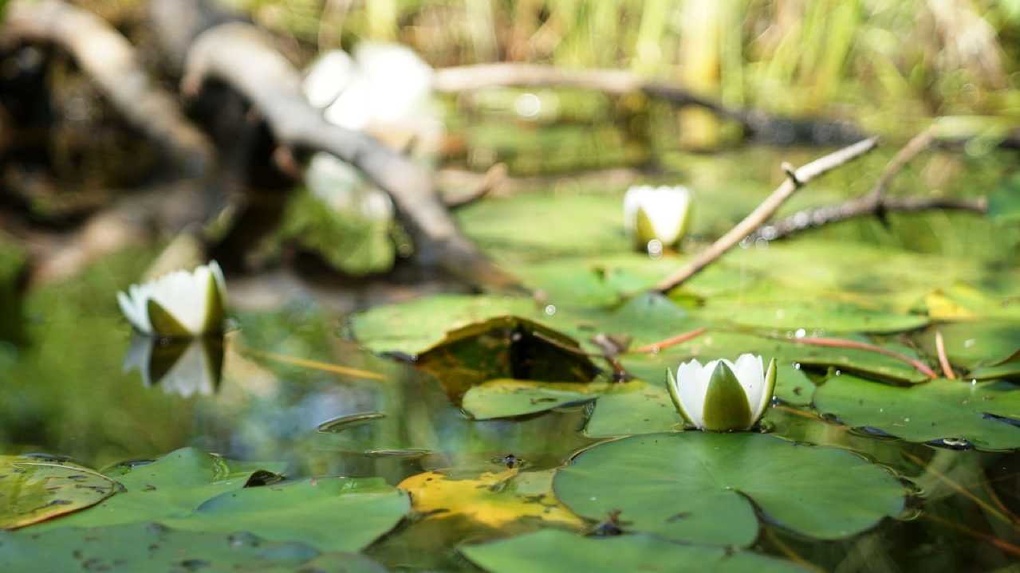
[793,344,932,385]
[30,448,410,553]
[554,433,905,547]
[813,375,1020,451]
[696,297,928,334]
[0,456,120,530]
[462,379,614,420]
[914,322,1020,370]
[30,448,255,530]
[582,382,681,438]
[0,523,385,572]
[460,529,808,573]
[178,476,409,553]
[350,294,538,355]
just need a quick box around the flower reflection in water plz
[123,334,224,398]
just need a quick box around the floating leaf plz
[178,477,409,553]
[914,322,1020,370]
[0,523,386,572]
[583,382,680,438]
[554,433,905,546]
[696,297,928,334]
[792,344,931,385]
[460,529,808,573]
[813,375,1020,451]
[29,448,409,553]
[399,468,584,529]
[462,379,613,420]
[350,294,537,355]
[0,457,120,530]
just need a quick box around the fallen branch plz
[150,8,520,291]
[3,0,215,180]
[434,63,865,145]
[444,163,507,210]
[653,138,879,293]
[752,129,988,241]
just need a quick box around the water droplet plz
[834,369,841,376]
[514,93,542,118]
[646,240,663,259]
[904,418,910,423]
[793,362,802,370]
[794,328,806,338]
[544,304,557,316]
[963,338,976,348]
[879,408,884,413]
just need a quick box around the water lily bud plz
[116,262,227,338]
[666,354,777,431]
[623,185,692,252]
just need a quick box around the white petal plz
[733,353,765,412]
[622,185,691,244]
[117,289,152,334]
[676,359,707,428]
[622,185,652,231]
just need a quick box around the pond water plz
[0,144,1018,571]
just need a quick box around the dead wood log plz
[148,1,520,291]
[3,0,215,180]
[433,63,865,146]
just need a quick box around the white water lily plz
[666,354,777,432]
[116,262,226,337]
[623,185,692,250]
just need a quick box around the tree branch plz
[156,15,520,291]
[653,138,879,294]
[433,63,865,145]
[3,0,215,180]
[752,129,986,242]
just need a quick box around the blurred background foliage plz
[213,0,1020,133]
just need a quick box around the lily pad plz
[813,375,1020,451]
[696,297,928,334]
[30,448,410,553]
[792,344,931,385]
[460,529,808,573]
[350,294,537,355]
[0,523,386,572]
[398,468,583,529]
[462,379,613,420]
[582,382,681,438]
[0,456,120,530]
[554,432,905,546]
[914,322,1020,370]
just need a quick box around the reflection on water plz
[123,335,224,397]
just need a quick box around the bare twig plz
[935,330,956,379]
[792,336,938,379]
[653,138,879,293]
[753,129,986,241]
[630,327,708,354]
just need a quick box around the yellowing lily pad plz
[0,457,120,530]
[813,375,1020,451]
[554,432,905,547]
[398,468,584,530]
